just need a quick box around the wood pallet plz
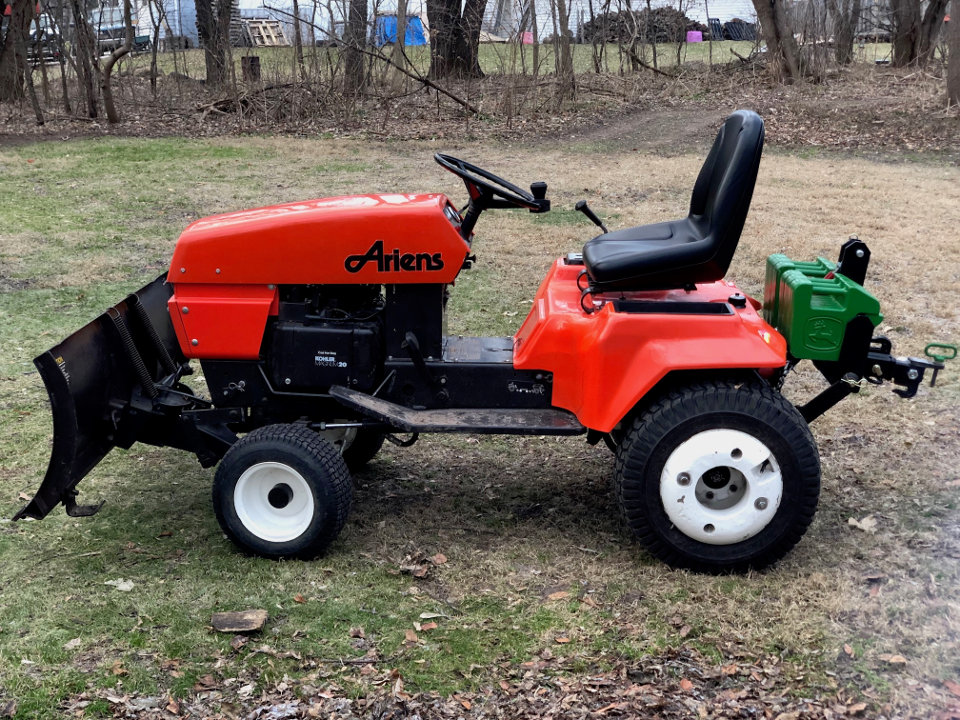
[243,18,289,47]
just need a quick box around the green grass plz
[1,135,958,717]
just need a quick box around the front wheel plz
[213,424,353,559]
[614,381,820,573]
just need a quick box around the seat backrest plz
[687,109,765,280]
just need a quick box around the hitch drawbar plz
[13,275,237,522]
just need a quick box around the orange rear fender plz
[513,260,787,432]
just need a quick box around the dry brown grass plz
[1,131,958,718]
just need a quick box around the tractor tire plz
[614,380,820,573]
[341,429,385,472]
[213,424,353,560]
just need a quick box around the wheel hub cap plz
[234,462,315,543]
[660,429,783,545]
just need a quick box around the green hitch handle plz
[923,343,956,387]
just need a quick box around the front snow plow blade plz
[14,275,200,521]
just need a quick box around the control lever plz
[575,200,608,234]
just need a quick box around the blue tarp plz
[374,15,427,46]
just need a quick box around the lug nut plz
[755,497,768,510]
[677,473,691,486]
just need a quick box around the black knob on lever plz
[575,200,608,234]
[529,182,550,213]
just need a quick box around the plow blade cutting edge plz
[13,274,214,521]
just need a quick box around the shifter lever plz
[575,200,608,234]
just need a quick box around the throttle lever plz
[575,200,608,234]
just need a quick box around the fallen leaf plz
[349,627,366,639]
[848,515,878,533]
[679,624,692,638]
[17,492,29,501]
[104,578,135,592]
[430,553,448,565]
[0,701,16,717]
[166,698,180,714]
[419,612,446,619]
[546,591,570,601]
[157,530,173,538]
[843,644,855,658]
[294,594,306,604]
[110,661,128,676]
[580,595,599,609]
[63,638,81,651]
[193,674,217,690]
[721,663,738,676]
[499,680,510,691]
[555,636,570,644]
[945,680,960,698]
[848,702,868,715]
[404,629,419,644]
[680,678,694,692]
[412,566,429,578]
[880,653,907,667]
[459,699,472,710]
[421,621,438,631]
[230,635,248,651]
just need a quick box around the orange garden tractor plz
[14,111,952,572]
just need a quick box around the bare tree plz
[196,0,234,88]
[425,0,485,78]
[827,0,862,64]
[891,0,948,66]
[0,0,34,101]
[949,2,959,104]
[101,0,133,122]
[751,0,802,81]
[342,0,368,92]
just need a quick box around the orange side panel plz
[168,194,470,286]
[513,260,787,433]
[168,284,278,360]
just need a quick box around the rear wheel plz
[341,428,385,472]
[614,381,820,572]
[315,424,385,472]
[213,424,352,559]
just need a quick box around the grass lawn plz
[0,134,958,718]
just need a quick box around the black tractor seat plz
[582,110,765,291]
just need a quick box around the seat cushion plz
[582,218,718,290]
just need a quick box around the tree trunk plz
[342,0,367,93]
[891,0,921,65]
[392,0,408,67]
[425,0,484,78]
[196,0,231,88]
[70,0,100,117]
[751,0,801,82]
[949,1,960,105]
[917,0,949,64]
[827,0,861,65]
[291,0,305,80]
[0,0,33,101]
[101,0,134,123]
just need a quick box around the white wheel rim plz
[660,429,783,545]
[234,462,315,543]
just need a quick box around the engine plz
[266,285,384,393]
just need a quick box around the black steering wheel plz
[434,153,547,212]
